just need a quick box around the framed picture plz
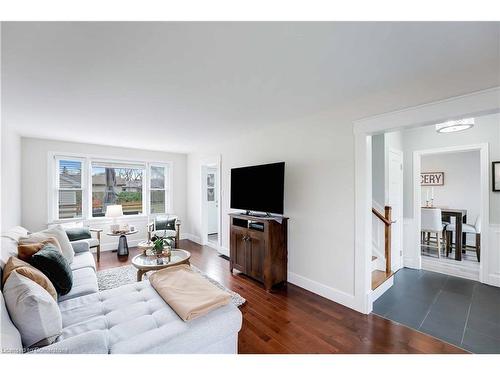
[421,172,444,186]
[493,162,500,192]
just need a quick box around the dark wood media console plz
[229,213,288,291]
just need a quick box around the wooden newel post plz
[384,206,392,274]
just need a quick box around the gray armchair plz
[147,215,181,248]
[66,228,102,262]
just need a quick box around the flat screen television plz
[230,162,285,215]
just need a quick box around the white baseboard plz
[182,233,202,244]
[403,256,420,269]
[371,275,394,303]
[487,273,500,287]
[287,271,358,311]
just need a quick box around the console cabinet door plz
[246,232,265,282]
[230,228,247,272]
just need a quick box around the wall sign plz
[421,172,444,186]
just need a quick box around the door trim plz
[412,143,489,282]
[200,155,222,252]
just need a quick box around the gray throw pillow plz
[3,272,62,348]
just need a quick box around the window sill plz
[49,214,152,226]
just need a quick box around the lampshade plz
[105,204,123,218]
[435,118,474,133]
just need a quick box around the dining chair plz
[421,208,446,258]
[445,215,481,261]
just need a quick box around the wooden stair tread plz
[372,270,394,290]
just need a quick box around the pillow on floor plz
[2,257,58,301]
[17,237,62,263]
[3,272,62,348]
[20,225,74,264]
[30,244,73,296]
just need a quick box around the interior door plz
[387,148,404,271]
[207,168,218,234]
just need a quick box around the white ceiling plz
[2,22,499,153]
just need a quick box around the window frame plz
[51,155,87,222]
[48,152,173,224]
[149,163,170,215]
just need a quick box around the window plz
[50,154,171,222]
[150,165,167,214]
[91,163,144,217]
[57,159,83,219]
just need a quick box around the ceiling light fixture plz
[435,118,474,133]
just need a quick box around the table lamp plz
[106,204,123,233]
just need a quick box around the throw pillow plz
[30,244,73,296]
[155,217,176,231]
[3,272,62,348]
[17,237,62,262]
[20,225,74,264]
[2,257,58,301]
[65,227,91,242]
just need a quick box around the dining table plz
[440,208,467,261]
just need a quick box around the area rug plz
[97,264,246,307]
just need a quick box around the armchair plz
[147,215,181,248]
[65,227,102,262]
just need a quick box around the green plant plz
[153,238,164,254]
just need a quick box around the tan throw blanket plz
[149,264,231,321]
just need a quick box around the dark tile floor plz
[373,268,500,353]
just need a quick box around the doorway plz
[206,167,219,245]
[414,145,486,281]
[201,158,222,251]
[353,87,499,314]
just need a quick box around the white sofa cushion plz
[1,226,29,242]
[28,330,109,354]
[57,280,242,353]
[58,267,98,302]
[152,230,177,238]
[1,237,18,271]
[3,272,62,348]
[1,292,23,353]
[70,251,96,271]
[20,225,74,264]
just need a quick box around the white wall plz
[371,134,385,206]
[20,137,187,250]
[402,113,500,223]
[421,151,481,236]
[187,110,357,306]
[1,125,22,230]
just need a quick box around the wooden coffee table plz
[132,249,191,281]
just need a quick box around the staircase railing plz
[372,206,393,274]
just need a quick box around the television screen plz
[230,162,285,214]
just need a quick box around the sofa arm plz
[71,240,90,253]
[28,330,108,354]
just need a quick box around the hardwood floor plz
[94,240,465,354]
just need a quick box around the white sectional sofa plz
[1,226,242,354]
